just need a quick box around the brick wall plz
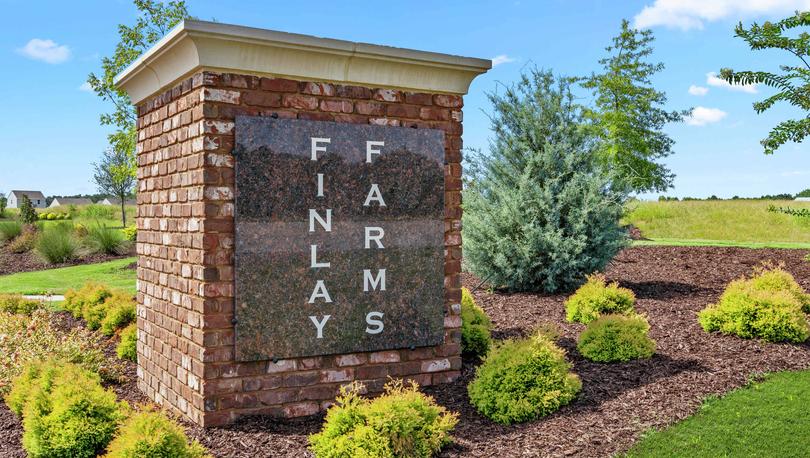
[135,71,464,426]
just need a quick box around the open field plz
[1,204,136,229]
[626,370,810,457]
[0,257,136,294]
[624,200,810,247]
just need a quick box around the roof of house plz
[50,197,93,207]
[102,197,136,206]
[8,190,45,201]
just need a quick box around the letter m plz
[363,269,386,292]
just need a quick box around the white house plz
[49,197,93,207]
[6,190,46,209]
[795,197,810,202]
[100,197,136,206]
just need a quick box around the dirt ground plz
[2,246,810,457]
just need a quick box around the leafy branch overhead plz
[86,0,190,163]
[720,11,810,154]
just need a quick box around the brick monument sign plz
[115,20,490,426]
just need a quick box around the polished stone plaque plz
[233,117,446,360]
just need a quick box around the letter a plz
[308,280,333,303]
[363,184,386,207]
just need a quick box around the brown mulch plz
[2,246,810,457]
[0,246,130,276]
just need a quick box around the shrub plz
[565,274,636,324]
[309,379,458,458]
[46,213,56,220]
[7,226,37,253]
[0,294,42,315]
[0,309,125,395]
[18,195,38,225]
[100,293,136,336]
[35,225,78,264]
[105,409,208,458]
[64,282,113,317]
[467,332,581,424]
[746,264,810,313]
[0,220,22,242]
[74,223,89,237]
[461,288,492,359]
[117,324,138,362]
[38,212,48,220]
[577,314,656,362]
[699,278,809,343]
[122,225,137,242]
[462,69,629,293]
[9,360,125,458]
[86,223,130,255]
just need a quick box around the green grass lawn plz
[0,257,137,295]
[625,200,810,248]
[626,370,810,457]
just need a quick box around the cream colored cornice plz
[114,20,491,104]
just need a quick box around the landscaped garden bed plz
[4,245,805,457]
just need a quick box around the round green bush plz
[10,360,125,458]
[565,274,636,324]
[577,314,656,363]
[46,213,56,220]
[461,288,492,359]
[37,212,48,220]
[117,324,138,362]
[699,274,809,343]
[747,265,810,313]
[0,294,41,315]
[309,380,458,457]
[467,332,581,425]
[105,410,208,458]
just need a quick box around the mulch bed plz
[0,246,130,276]
[2,246,810,457]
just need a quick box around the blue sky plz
[1,0,809,199]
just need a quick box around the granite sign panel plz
[233,117,446,361]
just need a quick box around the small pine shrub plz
[0,220,22,242]
[18,195,38,225]
[699,280,809,343]
[747,264,810,313]
[0,294,41,315]
[467,332,581,424]
[461,288,492,359]
[309,380,458,458]
[35,226,78,264]
[117,324,138,362]
[122,226,137,242]
[105,409,209,458]
[9,360,125,458]
[577,314,656,363]
[565,274,636,324]
[86,223,130,255]
[100,293,136,336]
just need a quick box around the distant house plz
[796,197,810,202]
[100,197,136,206]
[6,190,46,209]
[49,197,93,208]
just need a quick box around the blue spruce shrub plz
[463,69,628,293]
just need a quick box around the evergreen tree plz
[18,195,37,225]
[583,20,686,193]
[463,69,629,293]
[720,11,810,154]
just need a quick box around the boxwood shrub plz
[699,267,810,343]
[309,380,458,457]
[8,360,125,458]
[565,274,635,324]
[461,288,492,359]
[577,314,656,363]
[467,332,581,424]
[105,410,208,458]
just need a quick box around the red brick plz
[283,94,319,110]
[260,77,299,92]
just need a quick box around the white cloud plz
[634,0,810,30]
[688,85,709,96]
[706,71,758,93]
[78,82,93,92]
[491,54,517,67]
[686,106,728,126]
[16,38,71,64]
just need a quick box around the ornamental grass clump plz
[699,266,810,343]
[117,324,137,362]
[461,288,492,359]
[565,274,636,324]
[0,220,22,242]
[86,223,130,255]
[309,380,458,458]
[35,223,79,264]
[7,360,126,458]
[577,314,656,363]
[105,409,209,458]
[467,331,581,425]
